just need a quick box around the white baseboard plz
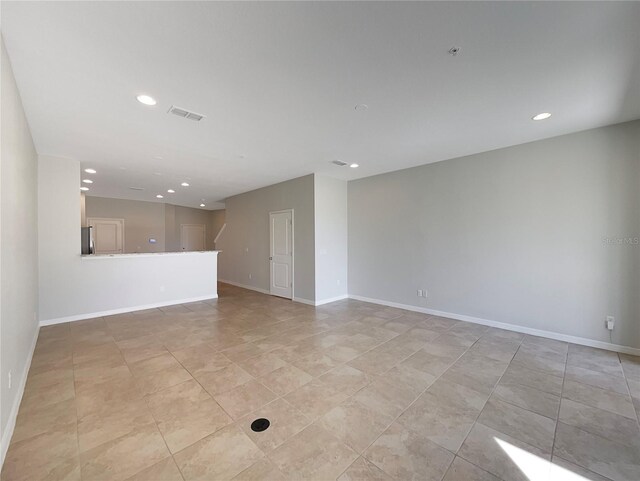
[349,294,640,356]
[39,294,218,327]
[314,294,349,306]
[1,323,40,466]
[293,297,315,306]
[220,280,316,306]
[219,280,347,307]
[218,279,270,295]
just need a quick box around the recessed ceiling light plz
[167,189,175,193]
[200,203,205,207]
[80,187,89,191]
[136,94,157,106]
[181,182,190,187]
[82,179,93,184]
[156,194,164,199]
[532,112,551,121]
[84,168,96,174]
[350,163,359,168]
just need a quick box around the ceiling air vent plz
[168,105,206,122]
[332,160,348,166]
[129,187,145,191]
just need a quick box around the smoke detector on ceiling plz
[168,105,206,122]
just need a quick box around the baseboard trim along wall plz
[294,295,348,306]
[314,294,349,306]
[348,294,640,356]
[219,280,324,306]
[292,297,315,306]
[1,325,40,466]
[39,294,218,327]
[218,279,270,295]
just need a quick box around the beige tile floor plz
[3,283,640,481]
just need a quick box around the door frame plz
[269,209,294,300]
[87,217,125,254]
[180,223,207,251]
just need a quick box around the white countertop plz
[81,250,220,260]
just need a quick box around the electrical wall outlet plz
[423,289,428,298]
[8,371,12,390]
[606,316,615,330]
[417,289,423,297]
[248,273,252,280]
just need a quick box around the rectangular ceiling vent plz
[168,105,206,122]
[332,160,348,166]
[129,187,145,191]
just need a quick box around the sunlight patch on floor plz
[495,437,590,481]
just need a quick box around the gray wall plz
[1,39,39,457]
[218,174,315,302]
[211,209,226,249]
[86,196,225,253]
[85,196,166,253]
[315,175,348,302]
[348,121,640,349]
[171,205,222,252]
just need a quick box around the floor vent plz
[250,418,270,432]
[168,105,206,122]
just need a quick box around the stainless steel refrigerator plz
[81,226,94,255]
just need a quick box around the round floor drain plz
[251,418,270,432]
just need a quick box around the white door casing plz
[88,218,124,254]
[180,224,206,251]
[269,210,293,299]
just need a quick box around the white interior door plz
[181,224,206,251]
[88,218,124,254]
[269,210,293,299]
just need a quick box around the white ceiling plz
[2,1,640,209]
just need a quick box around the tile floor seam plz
[112,324,186,481]
[71,343,82,481]
[353,325,506,480]
[549,341,569,471]
[139,393,186,481]
[244,398,316,455]
[450,334,528,481]
[617,352,640,429]
[165,346,241,424]
[12,288,640,481]
[555,419,640,463]
[488,390,560,422]
[492,341,568,426]
[268,315,462,479]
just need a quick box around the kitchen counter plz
[81,250,220,260]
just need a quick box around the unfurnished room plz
[1,1,639,480]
